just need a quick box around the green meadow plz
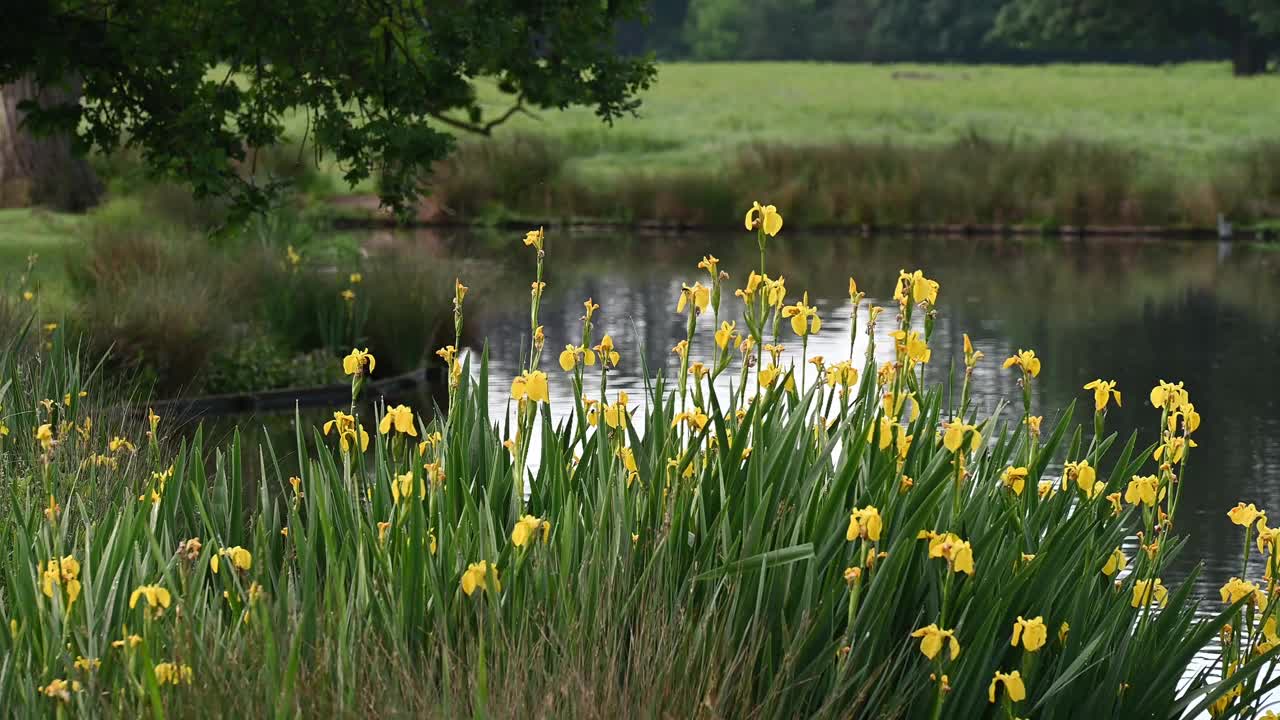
[464,62,1280,178]
[414,62,1280,227]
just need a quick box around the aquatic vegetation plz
[0,205,1276,717]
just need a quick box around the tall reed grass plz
[2,207,1277,718]
[434,133,1280,228]
[40,200,455,394]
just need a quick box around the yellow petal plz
[763,208,782,236]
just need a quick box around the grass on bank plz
[0,196,459,397]
[306,62,1280,227]
[454,62,1280,180]
[2,214,1279,717]
[433,132,1280,227]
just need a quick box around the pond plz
[221,229,1280,605]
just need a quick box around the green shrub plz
[199,331,338,395]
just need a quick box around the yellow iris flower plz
[511,514,550,547]
[510,371,550,404]
[129,584,172,612]
[758,365,781,389]
[988,670,1027,704]
[594,335,621,367]
[761,275,787,308]
[744,201,783,236]
[392,471,425,503]
[1062,460,1098,496]
[782,292,821,337]
[323,411,370,453]
[715,321,737,350]
[1149,380,1188,411]
[1257,518,1280,554]
[893,269,939,307]
[523,227,544,251]
[1001,466,1029,496]
[882,391,919,423]
[1010,615,1047,652]
[1167,402,1201,434]
[1106,492,1123,515]
[846,506,883,542]
[379,405,417,436]
[1131,578,1168,608]
[889,330,931,366]
[1227,502,1261,527]
[210,546,252,574]
[36,423,54,451]
[1002,349,1041,378]
[1124,475,1160,507]
[1219,577,1267,610]
[559,344,597,372]
[911,623,960,660]
[73,656,100,672]
[942,419,981,454]
[619,447,640,486]
[1083,379,1122,412]
[606,393,632,429]
[735,272,763,303]
[40,555,82,606]
[423,461,446,488]
[461,560,500,596]
[672,407,709,432]
[1154,436,1195,464]
[677,282,710,314]
[153,662,193,685]
[826,361,858,388]
[342,348,375,376]
[923,531,975,575]
[1102,547,1128,577]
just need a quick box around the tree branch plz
[426,96,531,136]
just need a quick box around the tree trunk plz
[0,75,102,211]
[1232,29,1269,76]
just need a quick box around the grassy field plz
[403,62,1280,227]
[458,62,1280,180]
[0,210,90,325]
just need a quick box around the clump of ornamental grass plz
[4,204,1280,719]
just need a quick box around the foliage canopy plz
[1,1,655,219]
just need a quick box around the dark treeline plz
[619,0,1280,74]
